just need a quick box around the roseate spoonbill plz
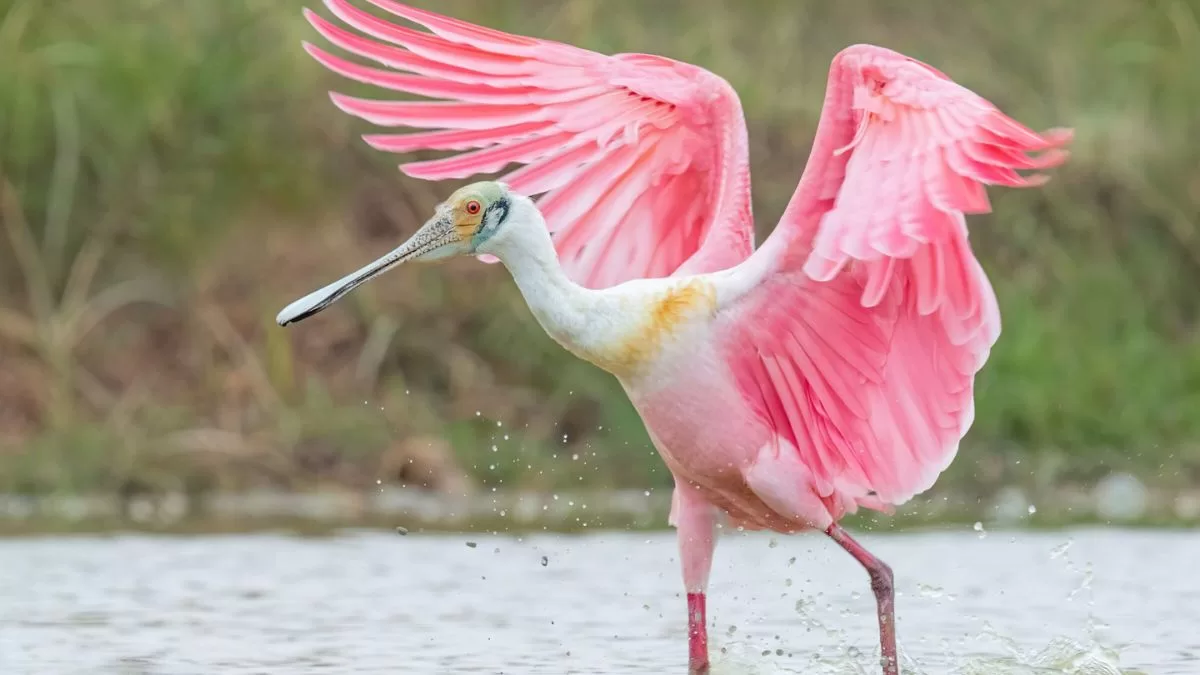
[275,1,1072,672]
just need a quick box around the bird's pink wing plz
[304,0,754,287]
[723,45,1071,513]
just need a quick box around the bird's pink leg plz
[671,482,718,675]
[687,591,708,674]
[826,524,898,675]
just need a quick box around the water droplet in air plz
[973,521,987,538]
[1067,563,1094,600]
[917,583,944,599]
[1028,504,1038,514]
[1050,540,1073,559]
[541,555,549,567]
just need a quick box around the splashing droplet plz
[1050,540,1073,559]
[917,583,944,599]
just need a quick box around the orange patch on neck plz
[595,279,718,377]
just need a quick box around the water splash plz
[1066,562,1094,601]
[973,521,988,539]
[961,634,1133,674]
[916,582,957,602]
[708,640,801,674]
[1050,540,1074,560]
[708,634,926,675]
[1046,536,1105,643]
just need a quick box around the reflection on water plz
[1,528,1196,674]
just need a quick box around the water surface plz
[2,528,1196,674]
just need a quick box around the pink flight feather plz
[724,46,1069,509]
[304,0,753,287]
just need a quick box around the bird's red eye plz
[466,200,481,214]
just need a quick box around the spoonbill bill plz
[276,2,1072,672]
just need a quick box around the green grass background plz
[1,0,1197,499]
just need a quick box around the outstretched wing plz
[304,0,754,287]
[722,45,1070,512]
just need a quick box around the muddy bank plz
[4,476,1198,536]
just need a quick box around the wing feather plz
[304,0,755,287]
[722,45,1070,513]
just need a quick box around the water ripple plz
[0,528,1195,674]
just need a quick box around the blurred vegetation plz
[0,0,1197,500]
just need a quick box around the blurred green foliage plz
[1,0,1197,496]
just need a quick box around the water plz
[2,528,1196,674]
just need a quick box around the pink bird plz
[276,2,1072,672]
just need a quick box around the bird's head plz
[276,180,531,326]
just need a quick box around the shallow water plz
[1,527,1196,674]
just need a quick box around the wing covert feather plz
[305,0,755,287]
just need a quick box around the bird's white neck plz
[485,197,717,381]
[487,204,599,359]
